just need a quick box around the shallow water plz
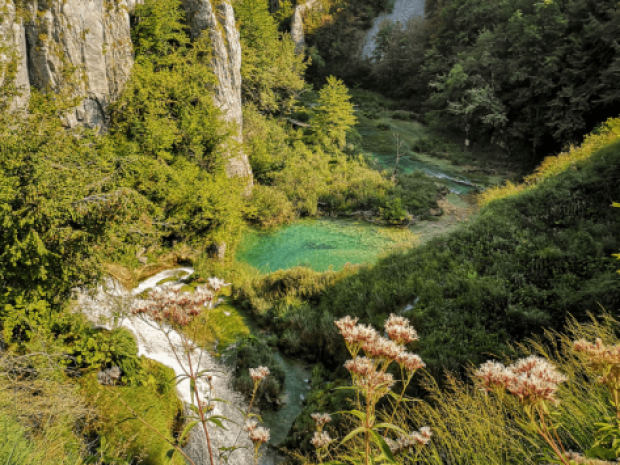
[237,218,414,272]
[356,115,479,194]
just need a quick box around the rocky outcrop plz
[361,0,426,58]
[290,0,319,53]
[1,0,251,181]
[181,0,251,180]
[0,0,31,110]
[23,0,135,128]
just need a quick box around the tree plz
[310,76,357,149]
[235,0,308,114]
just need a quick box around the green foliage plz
[108,0,248,246]
[235,0,307,113]
[80,358,185,465]
[423,0,620,155]
[247,184,296,228]
[310,76,357,150]
[112,0,226,166]
[223,335,286,401]
[0,89,146,325]
[241,134,620,378]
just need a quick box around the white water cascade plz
[77,268,282,465]
[362,0,426,58]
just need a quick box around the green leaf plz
[178,420,200,442]
[371,430,397,464]
[341,426,370,444]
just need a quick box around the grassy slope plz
[253,131,620,377]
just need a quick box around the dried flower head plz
[362,336,404,361]
[385,314,419,345]
[395,352,425,372]
[344,357,376,377]
[475,356,567,404]
[132,285,213,326]
[475,360,513,391]
[311,431,332,448]
[574,338,620,386]
[249,366,270,382]
[311,413,332,428]
[248,426,270,444]
[389,427,433,454]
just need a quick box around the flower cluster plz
[311,431,333,449]
[311,413,332,428]
[132,285,214,326]
[475,356,568,404]
[395,352,426,372]
[385,314,419,345]
[386,427,433,455]
[245,419,270,444]
[574,338,620,381]
[249,366,270,382]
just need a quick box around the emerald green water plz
[237,218,413,272]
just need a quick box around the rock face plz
[290,0,319,53]
[23,0,135,128]
[181,0,252,180]
[0,0,31,110]
[1,0,252,180]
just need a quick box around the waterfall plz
[77,268,282,465]
[362,0,426,58]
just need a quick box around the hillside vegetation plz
[236,116,620,376]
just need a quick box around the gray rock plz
[290,0,320,53]
[0,0,31,110]
[1,0,252,183]
[210,241,226,261]
[24,0,135,129]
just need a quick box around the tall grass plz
[395,315,617,465]
[480,116,620,205]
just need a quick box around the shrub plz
[223,335,286,402]
[246,184,296,228]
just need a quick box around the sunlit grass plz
[480,116,620,206]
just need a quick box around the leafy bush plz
[376,122,391,131]
[223,335,286,402]
[246,184,296,228]
[80,358,185,465]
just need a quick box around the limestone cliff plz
[1,0,251,180]
[181,0,251,179]
[0,0,31,110]
[290,0,319,53]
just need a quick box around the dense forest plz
[1,0,620,463]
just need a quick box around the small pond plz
[236,218,415,272]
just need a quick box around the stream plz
[79,268,309,465]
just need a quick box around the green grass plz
[235,134,620,378]
[79,359,185,465]
[0,414,35,465]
